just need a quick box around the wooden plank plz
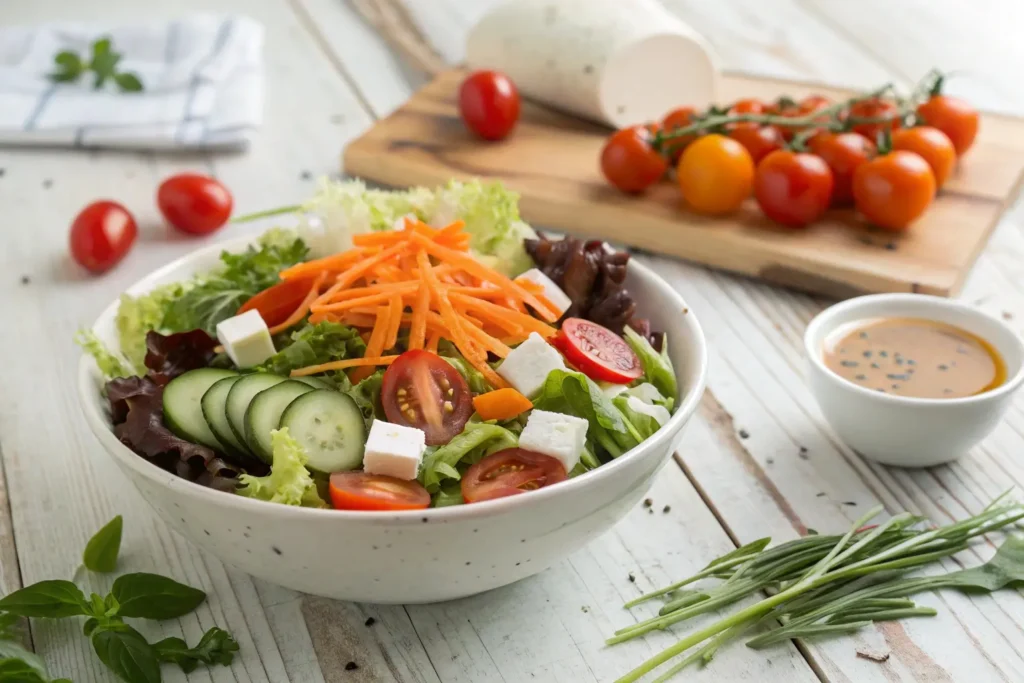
[344,68,1024,299]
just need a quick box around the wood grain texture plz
[344,68,1024,298]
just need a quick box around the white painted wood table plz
[2,0,1024,680]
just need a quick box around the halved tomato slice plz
[461,448,567,503]
[382,350,473,445]
[553,318,643,384]
[237,276,317,328]
[329,472,430,511]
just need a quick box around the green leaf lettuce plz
[237,428,326,508]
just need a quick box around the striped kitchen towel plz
[0,15,263,150]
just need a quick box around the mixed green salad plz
[81,180,679,511]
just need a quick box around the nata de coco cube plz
[215,310,276,369]
[518,409,590,473]
[362,419,427,480]
[497,332,567,397]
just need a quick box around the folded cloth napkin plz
[0,14,264,150]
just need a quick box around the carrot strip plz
[451,298,524,336]
[449,293,555,338]
[267,272,327,335]
[332,242,408,291]
[384,294,403,350]
[472,388,533,422]
[351,304,390,382]
[279,249,365,281]
[408,280,430,350]
[426,331,441,354]
[417,250,482,371]
[291,356,398,377]
[312,291,400,313]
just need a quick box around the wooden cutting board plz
[344,69,1024,298]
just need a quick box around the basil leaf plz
[91,624,161,683]
[0,657,49,683]
[83,515,123,573]
[0,641,47,679]
[0,581,87,618]
[111,573,205,620]
[114,72,143,93]
[154,627,239,674]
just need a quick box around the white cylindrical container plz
[466,0,720,128]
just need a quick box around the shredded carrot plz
[449,293,555,338]
[472,388,534,422]
[291,356,398,377]
[267,272,326,335]
[384,294,403,351]
[425,331,441,354]
[408,280,430,350]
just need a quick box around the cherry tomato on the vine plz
[601,125,668,193]
[771,95,832,140]
[916,94,979,156]
[807,132,876,204]
[157,173,233,236]
[891,126,956,187]
[458,70,521,141]
[753,150,834,228]
[852,151,936,232]
[661,106,699,162]
[728,124,784,164]
[69,200,138,273]
[676,134,754,215]
[728,98,766,117]
[847,98,902,142]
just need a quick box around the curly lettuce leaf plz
[419,422,518,492]
[441,356,491,394]
[613,395,667,442]
[257,321,365,378]
[348,369,385,429]
[432,482,465,508]
[75,330,134,379]
[624,328,678,401]
[237,428,325,508]
[116,282,189,371]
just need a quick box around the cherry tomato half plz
[382,350,473,446]
[69,200,138,274]
[458,70,520,141]
[847,98,902,142]
[661,106,699,163]
[807,132,876,204]
[601,125,668,193]
[676,134,755,215]
[916,95,979,157]
[157,173,233,236]
[329,472,430,511]
[238,276,318,328]
[891,126,956,187]
[753,150,834,228]
[461,449,567,503]
[554,318,642,384]
[852,151,936,232]
[728,124,785,164]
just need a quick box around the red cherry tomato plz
[69,200,138,274]
[461,449,567,503]
[753,150,834,228]
[661,106,699,163]
[157,173,233,235]
[728,124,784,164]
[847,98,902,142]
[728,98,766,117]
[238,276,318,328]
[600,125,668,193]
[382,350,473,446]
[916,94,979,156]
[891,126,956,187]
[852,151,936,232]
[329,472,430,511]
[807,132,876,204]
[458,70,520,141]
[553,318,643,384]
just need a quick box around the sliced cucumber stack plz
[226,374,288,445]
[294,376,333,390]
[201,375,250,456]
[245,380,314,463]
[280,390,366,473]
[163,369,238,450]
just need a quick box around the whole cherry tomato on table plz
[69,200,137,273]
[676,134,755,215]
[458,70,520,141]
[807,132,876,204]
[852,151,936,232]
[753,150,834,228]
[891,126,956,187]
[728,124,785,164]
[916,94,979,156]
[847,98,902,142]
[661,106,699,162]
[461,448,567,503]
[157,173,233,235]
[601,125,668,193]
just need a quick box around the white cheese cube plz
[518,409,589,473]
[626,396,670,427]
[362,420,426,480]
[215,310,276,369]
[497,332,566,397]
[599,381,629,399]
[516,268,573,316]
[628,382,665,405]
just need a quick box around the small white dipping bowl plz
[805,294,1024,468]
[78,235,707,604]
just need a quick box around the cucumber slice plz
[226,374,288,445]
[294,376,333,390]
[163,369,238,450]
[280,390,367,473]
[244,380,314,463]
[202,376,250,456]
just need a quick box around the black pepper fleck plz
[855,374,867,380]
[628,572,636,583]
[938,364,948,371]
[1003,311,1014,321]
[859,331,868,339]
[0,168,5,177]
[766,457,774,465]
[583,64,594,75]
[862,351,872,358]
[738,429,750,439]
[20,275,29,285]
[879,351,888,357]
[581,605,590,613]
[816,492,826,497]
[887,373,909,381]
[643,498,653,507]
[465,561,471,566]
[42,179,52,189]
[907,359,916,365]
[840,360,859,368]
[300,170,312,180]
[272,546,282,555]
[843,501,858,506]
[365,617,376,627]
[885,242,897,250]
[662,505,671,513]
[203,529,210,536]
[871,362,880,369]
[648,508,654,514]
[422,517,428,523]
[891,384,900,390]
[345,662,359,671]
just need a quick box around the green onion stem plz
[231,204,302,224]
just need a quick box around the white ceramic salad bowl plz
[78,235,707,604]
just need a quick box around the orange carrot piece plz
[279,249,365,281]
[451,298,524,336]
[408,280,430,350]
[384,294,403,351]
[417,250,480,369]
[449,293,555,338]
[351,304,390,383]
[290,355,399,377]
[332,241,408,291]
[426,331,441,354]
[312,291,400,313]
[267,272,326,335]
[472,388,534,422]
